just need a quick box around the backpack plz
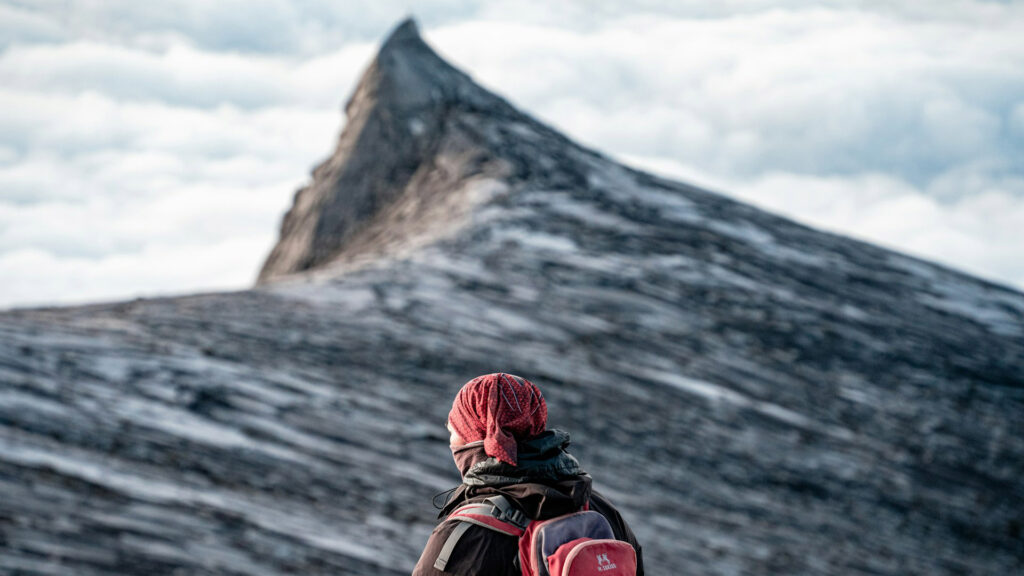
[433,495,637,576]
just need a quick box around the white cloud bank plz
[1,0,1023,308]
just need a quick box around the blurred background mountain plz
[2,17,1023,576]
[2,1,1024,308]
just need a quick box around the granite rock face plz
[257,18,522,282]
[3,18,1024,576]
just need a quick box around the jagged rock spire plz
[257,17,521,283]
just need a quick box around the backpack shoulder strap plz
[433,495,530,571]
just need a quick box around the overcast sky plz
[1,0,1023,308]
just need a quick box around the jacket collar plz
[442,429,591,520]
[454,429,584,486]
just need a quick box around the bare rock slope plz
[2,18,1023,576]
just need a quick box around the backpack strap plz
[434,522,473,572]
[433,495,530,571]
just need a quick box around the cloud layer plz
[1,0,1023,308]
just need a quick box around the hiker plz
[412,373,644,575]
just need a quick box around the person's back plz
[412,373,644,576]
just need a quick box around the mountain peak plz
[258,17,534,283]
[341,16,505,120]
[384,16,421,44]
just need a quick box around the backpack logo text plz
[596,553,617,571]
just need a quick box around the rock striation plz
[2,17,1023,576]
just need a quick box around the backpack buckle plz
[486,495,530,529]
[498,506,528,528]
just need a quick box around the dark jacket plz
[412,430,644,576]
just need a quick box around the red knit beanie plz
[448,373,547,466]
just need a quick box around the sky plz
[1,0,1023,308]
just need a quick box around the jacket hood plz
[454,429,583,485]
[442,429,591,520]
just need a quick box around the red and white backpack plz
[433,495,637,576]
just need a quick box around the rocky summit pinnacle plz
[2,16,1024,576]
[257,17,524,283]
